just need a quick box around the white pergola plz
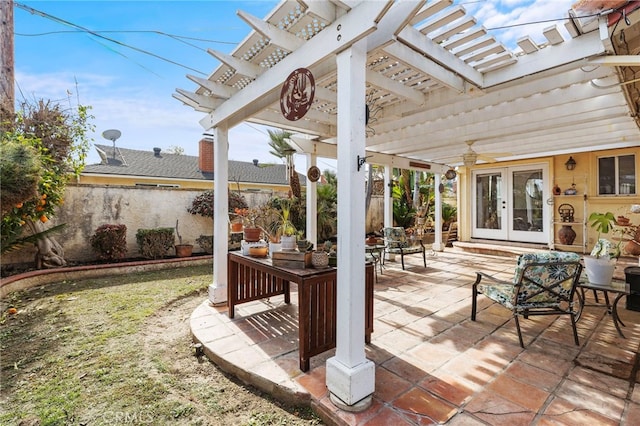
[174,0,640,411]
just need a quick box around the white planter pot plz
[583,256,616,285]
[281,236,297,251]
[268,242,282,257]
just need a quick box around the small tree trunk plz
[26,220,66,269]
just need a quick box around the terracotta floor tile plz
[407,341,458,369]
[374,328,425,353]
[504,360,563,392]
[554,379,626,420]
[330,397,385,426]
[392,387,457,424]
[463,390,535,426]
[539,396,619,426]
[517,342,577,375]
[444,412,486,425]
[623,401,640,425]
[361,405,414,426]
[486,374,550,411]
[441,352,505,387]
[567,366,630,399]
[374,367,413,401]
[295,365,327,399]
[575,352,634,380]
[418,373,474,406]
[381,353,432,383]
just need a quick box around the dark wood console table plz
[228,252,374,371]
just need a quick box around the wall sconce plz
[565,156,577,171]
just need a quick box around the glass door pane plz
[510,169,546,243]
[473,170,507,240]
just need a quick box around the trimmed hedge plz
[90,224,127,261]
[136,228,174,259]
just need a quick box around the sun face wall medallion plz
[280,68,315,121]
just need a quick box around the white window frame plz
[596,153,636,196]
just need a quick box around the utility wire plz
[14,2,208,76]
[15,29,237,48]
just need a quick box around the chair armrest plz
[474,272,513,286]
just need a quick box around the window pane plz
[598,157,615,195]
[619,154,636,195]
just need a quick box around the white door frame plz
[472,164,549,243]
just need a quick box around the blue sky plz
[13,0,577,170]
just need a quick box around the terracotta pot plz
[625,239,640,256]
[243,227,261,242]
[231,222,243,232]
[175,244,193,257]
[558,225,576,245]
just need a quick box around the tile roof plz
[84,144,306,186]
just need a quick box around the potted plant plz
[311,241,330,268]
[278,198,297,251]
[584,212,621,284]
[238,208,262,242]
[230,208,245,232]
[174,219,193,258]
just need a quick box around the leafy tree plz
[1,99,93,266]
[165,145,184,155]
[187,190,248,218]
[317,170,337,241]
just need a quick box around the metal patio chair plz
[383,227,426,270]
[471,251,583,348]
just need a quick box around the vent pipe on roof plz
[153,147,161,156]
[253,159,259,166]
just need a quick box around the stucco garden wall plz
[3,185,270,266]
[3,184,385,268]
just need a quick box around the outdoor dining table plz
[227,251,374,371]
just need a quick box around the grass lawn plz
[0,264,321,425]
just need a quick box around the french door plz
[472,165,548,244]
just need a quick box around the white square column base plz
[326,356,375,411]
[208,284,227,306]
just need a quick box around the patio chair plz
[383,227,426,270]
[471,251,583,348]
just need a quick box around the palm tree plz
[267,129,301,199]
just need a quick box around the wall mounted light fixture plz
[565,156,577,171]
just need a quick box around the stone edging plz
[1,256,213,299]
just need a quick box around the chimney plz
[153,147,161,157]
[199,135,214,173]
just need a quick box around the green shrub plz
[90,224,127,260]
[135,228,174,259]
[196,234,213,254]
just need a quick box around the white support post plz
[383,165,393,228]
[305,153,318,250]
[326,39,375,412]
[210,125,229,304]
[433,173,444,252]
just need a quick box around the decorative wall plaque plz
[280,68,315,121]
[307,166,321,182]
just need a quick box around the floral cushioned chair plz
[383,227,426,270]
[471,251,583,348]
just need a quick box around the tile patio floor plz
[190,250,640,425]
